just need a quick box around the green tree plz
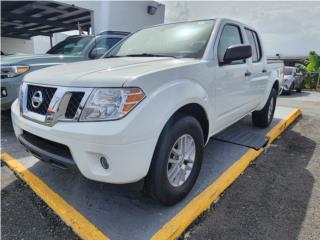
[295,51,320,89]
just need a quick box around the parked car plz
[280,66,304,94]
[1,31,129,110]
[12,18,283,205]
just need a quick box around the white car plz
[12,18,283,205]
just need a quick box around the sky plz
[163,1,320,57]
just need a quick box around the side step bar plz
[213,126,269,150]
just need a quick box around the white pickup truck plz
[12,18,283,205]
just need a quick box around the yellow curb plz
[0,153,109,240]
[151,108,302,240]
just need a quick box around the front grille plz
[27,85,57,115]
[65,92,85,119]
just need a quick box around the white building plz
[65,1,164,35]
[1,1,165,54]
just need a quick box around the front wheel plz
[252,88,277,128]
[145,114,204,205]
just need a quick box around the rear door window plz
[245,29,262,62]
[253,31,262,61]
[245,29,258,62]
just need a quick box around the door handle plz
[262,69,267,73]
[245,71,252,77]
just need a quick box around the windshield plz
[284,67,294,75]
[47,36,94,55]
[105,20,215,59]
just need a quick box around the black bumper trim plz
[18,134,76,169]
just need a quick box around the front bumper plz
[280,78,294,93]
[1,75,23,110]
[11,99,157,184]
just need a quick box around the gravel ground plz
[1,91,319,240]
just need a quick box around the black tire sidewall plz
[252,87,277,128]
[267,88,277,125]
[146,114,204,205]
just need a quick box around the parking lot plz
[187,91,320,240]
[2,91,319,240]
[2,0,320,239]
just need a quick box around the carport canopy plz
[1,1,91,40]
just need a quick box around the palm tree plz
[295,51,320,89]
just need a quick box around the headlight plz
[1,65,29,78]
[80,88,145,121]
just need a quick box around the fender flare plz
[256,79,279,111]
[147,79,211,140]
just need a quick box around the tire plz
[289,82,295,95]
[278,88,283,95]
[296,81,303,93]
[145,114,204,205]
[252,88,277,128]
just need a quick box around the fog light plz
[100,156,109,169]
[1,88,7,97]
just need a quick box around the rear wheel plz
[296,81,303,93]
[145,114,204,205]
[287,82,295,95]
[252,88,277,128]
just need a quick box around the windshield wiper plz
[122,53,180,58]
[105,55,124,58]
[105,53,180,59]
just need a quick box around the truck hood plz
[0,54,83,66]
[24,57,201,87]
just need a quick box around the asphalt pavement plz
[184,91,320,240]
[1,111,79,240]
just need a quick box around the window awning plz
[1,1,91,39]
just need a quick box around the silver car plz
[280,66,304,95]
[1,31,129,110]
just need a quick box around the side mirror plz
[90,47,108,59]
[223,44,252,64]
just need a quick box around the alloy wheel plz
[167,134,196,187]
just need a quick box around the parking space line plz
[151,108,302,240]
[0,153,110,240]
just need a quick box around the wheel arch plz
[273,79,280,93]
[167,103,210,144]
[257,79,280,110]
